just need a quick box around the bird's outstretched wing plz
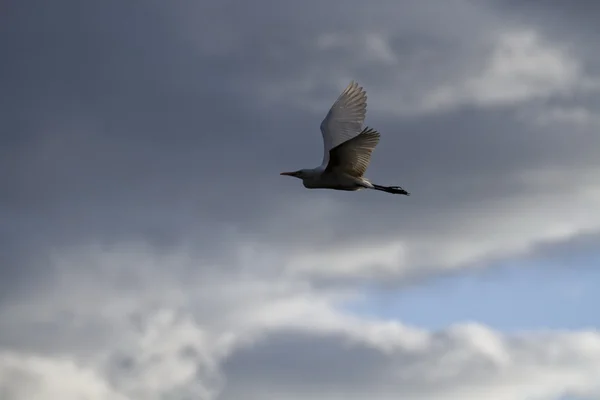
[324,127,380,178]
[319,81,367,167]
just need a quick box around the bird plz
[280,81,410,196]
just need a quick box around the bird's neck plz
[302,168,322,178]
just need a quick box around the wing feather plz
[319,81,367,166]
[325,127,380,177]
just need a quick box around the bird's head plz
[280,169,309,180]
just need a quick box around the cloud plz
[420,29,600,112]
[221,325,600,400]
[259,25,600,116]
[279,163,600,281]
[0,353,128,400]
[3,0,600,398]
[1,245,599,400]
[4,0,600,275]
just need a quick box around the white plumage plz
[281,81,409,196]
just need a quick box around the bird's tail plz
[372,184,410,196]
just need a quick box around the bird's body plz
[281,81,409,196]
[300,168,371,191]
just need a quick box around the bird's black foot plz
[390,186,410,195]
[372,184,410,196]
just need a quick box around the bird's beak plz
[280,171,295,176]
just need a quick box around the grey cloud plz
[4,0,600,299]
[488,0,600,75]
[491,1,600,34]
[221,331,393,395]
[2,2,600,396]
[220,327,600,400]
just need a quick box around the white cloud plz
[263,26,600,119]
[98,309,228,400]
[1,246,600,400]
[0,353,129,400]
[284,239,408,279]
[420,30,591,111]
[275,165,600,281]
[221,320,600,400]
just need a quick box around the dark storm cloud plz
[3,0,600,298]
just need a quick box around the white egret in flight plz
[281,81,409,196]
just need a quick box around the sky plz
[2,0,600,399]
